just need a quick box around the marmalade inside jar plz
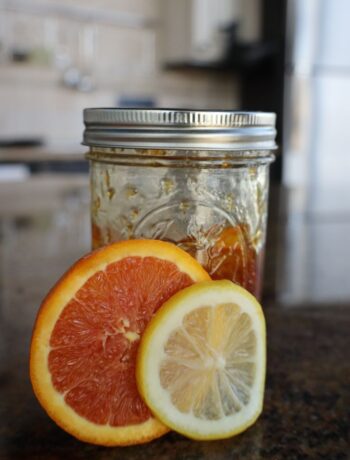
[92,222,263,298]
[89,150,269,300]
[176,224,263,298]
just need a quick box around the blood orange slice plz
[30,240,210,446]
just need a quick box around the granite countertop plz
[0,175,349,459]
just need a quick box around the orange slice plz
[30,240,210,446]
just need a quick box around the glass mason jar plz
[83,109,276,298]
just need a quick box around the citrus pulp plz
[137,280,266,440]
[30,239,210,446]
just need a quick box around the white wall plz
[284,0,350,192]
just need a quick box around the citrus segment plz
[137,280,266,440]
[30,240,210,446]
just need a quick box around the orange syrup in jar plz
[92,222,102,250]
[91,222,263,299]
[175,224,263,298]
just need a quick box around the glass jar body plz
[89,148,273,298]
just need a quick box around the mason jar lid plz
[83,108,277,151]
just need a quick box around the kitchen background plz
[1,0,350,305]
[0,0,241,147]
[2,3,350,458]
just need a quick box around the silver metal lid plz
[83,108,277,151]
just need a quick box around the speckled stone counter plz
[0,176,349,459]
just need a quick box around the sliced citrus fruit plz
[137,279,266,441]
[30,239,210,446]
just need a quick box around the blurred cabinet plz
[160,0,261,64]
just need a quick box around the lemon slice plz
[136,280,266,440]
